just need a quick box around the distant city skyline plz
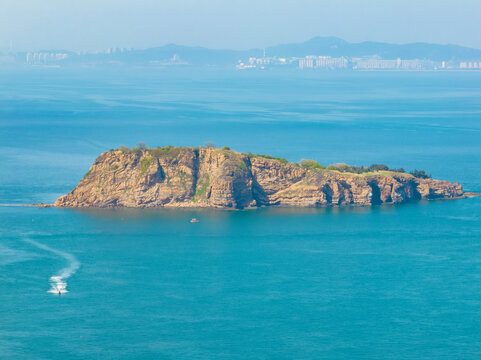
[1,0,481,52]
[12,37,481,71]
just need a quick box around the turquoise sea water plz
[1,69,481,359]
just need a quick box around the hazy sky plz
[1,0,481,52]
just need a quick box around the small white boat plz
[190,218,199,223]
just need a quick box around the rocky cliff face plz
[55,147,467,209]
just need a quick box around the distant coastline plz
[3,36,481,71]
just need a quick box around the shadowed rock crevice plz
[190,148,200,198]
[368,181,382,205]
[55,147,470,209]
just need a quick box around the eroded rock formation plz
[55,147,469,209]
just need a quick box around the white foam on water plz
[24,238,80,295]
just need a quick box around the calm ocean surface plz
[1,68,481,359]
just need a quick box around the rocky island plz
[55,146,476,209]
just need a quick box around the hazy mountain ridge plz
[265,36,481,60]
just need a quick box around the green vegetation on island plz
[112,142,432,179]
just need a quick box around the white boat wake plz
[24,238,80,295]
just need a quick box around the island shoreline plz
[49,146,478,210]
